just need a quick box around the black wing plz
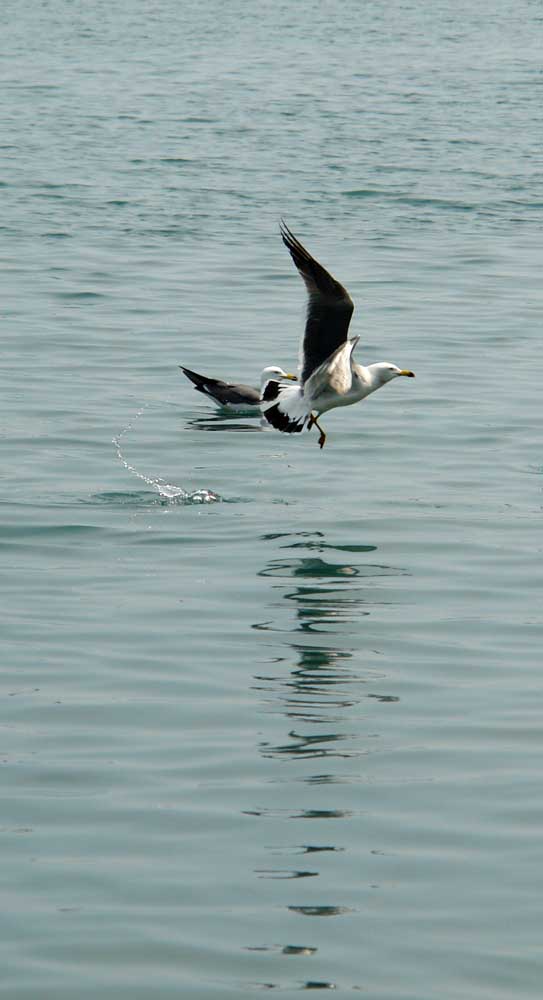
[179,367,260,405]
[280,222,354,384]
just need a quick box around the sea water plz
[2,1,543,996]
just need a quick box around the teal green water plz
[2,2,543,996]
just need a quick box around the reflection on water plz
[255,868,319,879]
[244,531,403,985]
[259,730,359,760]
[300,982,337,990]
[253,535,403,763]
[250,980,338,991]
[266,844,344,856]
[242,807,352,820]
[288,905,354,918]
[282,946,317,956]
[245,944,319,956]
[257,551,406,637]
[186,414,264,433]
[291,809,352,820]
[253,526,405,767]
[261,531,377,555]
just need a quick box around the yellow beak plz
[399,370,415,378]
[284,373,298,381]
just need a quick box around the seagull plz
[180,365,297,413]
[260,223,415,448]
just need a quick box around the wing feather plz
[280,222,355,384]
[304,337,359,401]
[180,367,260,405]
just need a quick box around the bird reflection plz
[250,535,401,798]
[186,414,263,433]
[282,946,317,956]
[253,536,403,763]
[257,552,404,637]
[301,982,337,990]
[288,905,354,917]
[260,728,359,760]
[251,978,338,991]
[255,868,319,879]
[245,531,402,972]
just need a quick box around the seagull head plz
[369,362,415,386]
[260,366,298,386]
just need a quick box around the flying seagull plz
[180,365,297,413]
[260,223,415,448]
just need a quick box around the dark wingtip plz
[279,220,313,269]
[180,366,208,389]
[280,217,296,234]
[279,218,297,250]
[264,402,305,434]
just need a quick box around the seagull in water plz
[180,365,297,413]
[261,223,415,448]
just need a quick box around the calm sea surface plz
[2,2,543,996]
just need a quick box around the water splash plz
[113,406,220,505]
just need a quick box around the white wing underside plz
[304,337,359,402]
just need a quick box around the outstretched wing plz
[280,222,355,384]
